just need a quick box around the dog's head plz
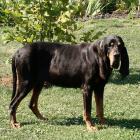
[99,35,129,78]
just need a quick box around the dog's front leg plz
[94,86,106,125]
[82,85,97,131]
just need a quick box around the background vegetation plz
[0,0,140,44]
[0,0,140,139]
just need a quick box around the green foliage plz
[102,0,139,13]
[69,0,103,17]
[123,0,138,9]
[0,0,13,25]
[80,29,106,42]
[1,0,106,45]
[68,0,139,16]
[69,0,87,17]
[117,0,139,11]
[2,0,77,44]
[86,0,102,16]
[101,0,117,14]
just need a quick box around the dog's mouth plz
[111,61,120,69]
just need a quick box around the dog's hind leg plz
[29,82,47,120]
[9,80,33,128]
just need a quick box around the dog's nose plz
[114,53,120,59]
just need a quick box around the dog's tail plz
[11,55,17,101]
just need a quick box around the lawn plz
[0,18,140,140]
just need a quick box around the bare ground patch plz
[0,75,12,87]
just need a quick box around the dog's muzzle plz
[111,54,120,69]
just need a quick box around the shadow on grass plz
[21,121,40,126]
[109,68,140,85]
[50,116,140,130]
[106,118,140,129]
[20,116,140,130]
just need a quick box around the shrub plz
[2,0,77,44]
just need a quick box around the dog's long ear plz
[118,37,129,78]
[97,39,110,80]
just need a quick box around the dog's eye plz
[118,42,121,46]
[110,42,114,46]
[107,42,114,48]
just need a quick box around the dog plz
[9,35,129,130]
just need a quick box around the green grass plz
[0,18,140,140]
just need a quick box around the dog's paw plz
[87,125,98,132]
[11,122,21,128]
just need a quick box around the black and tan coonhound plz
[9,35,129,130]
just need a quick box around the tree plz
[2,0,77,44]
